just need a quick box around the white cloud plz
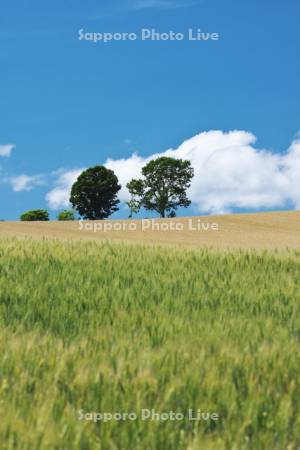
[105,153,145,201]
[0,144,15,157]
[46,169,84,209]
[45,130,300,214]
[9,174,45,192]
[105,130,300,214]
[281,136,300,209]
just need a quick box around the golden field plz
[0,210,299,250]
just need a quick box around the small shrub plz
[20,209,49,221]
[57,210,76,221]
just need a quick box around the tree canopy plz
[127,157,194,218]
[70,166,121,220]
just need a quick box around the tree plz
[126,200,140,219]
[70,166,121,220]
[126,157,194,218]
[126,179,144,218]
[20,209,49,221]
[57,210,76,221]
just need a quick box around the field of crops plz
[0,237,300,450]
[1,210,300,250]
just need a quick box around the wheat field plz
[0,212,300,449]
[1,210,300,250]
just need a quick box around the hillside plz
[1,211,299,250]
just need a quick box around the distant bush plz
[20,209,49,221]
[57,210,76,221]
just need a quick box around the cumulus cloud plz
[9,174,45,192]
[0,144,15,157]
[105,153,146,201]
[106,130,300,214]
[45,130,300,214]
[282,135,300,209]
[45,169,84,209]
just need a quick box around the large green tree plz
[70,166,121,220]
[127,157,194,218]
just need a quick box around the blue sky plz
[1,0,300,220]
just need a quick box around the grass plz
[0,237,300,449]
